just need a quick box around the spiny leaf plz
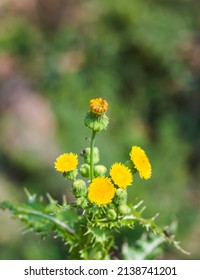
[122,233,165,260]
[124,204,190,255]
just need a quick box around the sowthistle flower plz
[84,97,109,132]
[54,153,78,173]
[110,162,133,188]
[88,177,116,206]
[90,97,108,115]
[130,146,152,179]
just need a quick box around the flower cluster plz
[54,97,152,214]
[0,96,187,261]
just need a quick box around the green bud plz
[63,169,78,180]
[83,147,100,164]
[76,197,88,208]
[84,111,109,132]
[72,180,87,197]
[94,165,107,177]
[107,209,117,220]
[114,188,128,205]
[118,204,130,215]
[79,164,90,178]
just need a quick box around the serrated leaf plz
[122,233,165,260]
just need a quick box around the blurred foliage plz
[0,0,200,259]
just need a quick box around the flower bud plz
[107,209,117,220]
[72,180,87,197]
[114,188,128,205]
[118,204,130,215]
[83,147,100,164]
[79,164,90,178]
[84,111,109,132]
[94,165,107,177]
[76,197,88,208]
[63,169,78,180]
[90,97,108,115]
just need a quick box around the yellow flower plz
[88,177,116,206]
[54,153,78,173]
[90,97,108,115]
[130,146,152,179]
[110,162,133,188]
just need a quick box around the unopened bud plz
[107,209,117,220]
[84,111,109,132]
[114,188,128,205]
[83,147,100,164]
[118,204,130,215]
[72,180,87,197]
[94,165,107,177]
[76,197,88,208]
[79,164,90,178]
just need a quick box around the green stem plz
[90,130,96,181]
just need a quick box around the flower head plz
[130,146,152,179]
[88,177,116,206]
[110,163,133,188]
[90,97,108,115]
[54,153,78,173]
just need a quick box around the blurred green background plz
[0,0,200,259]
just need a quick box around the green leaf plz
[0,196,79,248]
[123,202,190,255]
[122,233,165,260]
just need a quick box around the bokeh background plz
[0,0,200,259]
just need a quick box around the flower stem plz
[90,130,96,181]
